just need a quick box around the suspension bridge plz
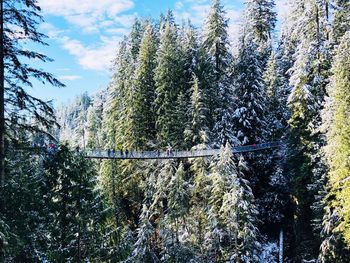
[84,141,283,160]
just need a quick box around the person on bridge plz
[253,143,257,148]
[107,149,111,157]
[120,149,123,156]
[125,149,129,157]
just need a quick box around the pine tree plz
[2,0,64,138]
[320,31,350,261]
[185,74,209,147]
[259,51,290,231]
[2,150,49,261]
[264,51,289,140]
[244,0,277,66]
[285,0,331,259]
[206,143,260,262]
[127,204,157,263]
[130,18,143,62]
[154,21,183,147]
[1,0,64,189]
[103,37,132,149]
[86,91,106,149]
[202,0,234,145]
[332,0,350,45]
[43,145,103,262]
[160,162,193,262]
[132,23,157,149]
[232,35,266,145]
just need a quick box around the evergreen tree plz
[264,51,289,140]
[202,0,234,145]
[130,18,143,62]
[320,31,350,261]
[206,144,260,262]
[3,0,64,140]
[154,21,183,147]
[185,74,209,146]
[232,35,266,145]
[132,24,158,149]
[103,37,132,149]
[244,0,277,66]
[332,0,350,45]
[285,0,331,259]
[43,145,103,262]
[86,91,106,149]
[1,0,64,192]
[2,150,48,262]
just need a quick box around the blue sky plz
[30,0,288,105]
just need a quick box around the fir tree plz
[202,0,234,145]
[154,21,183,147]
[185,74,209,147]
[132,23,158,149]
[285,0,331,259]
[332,0,350,45]
[86,91,106,149]
[232,34,266,145]
[320,31,350,261]
[206,144,260,262]
[43,145,103,262]
[244,0,277,66]
[2,150,48,261]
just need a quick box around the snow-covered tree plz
[132,23,158,149]
[86,90,106,149]
[244,0,277,66]
[185,74,209,147]
[206,143,260,262]
[285,0,331,259]
[154,21,183,147]
[232,34,266,145]
[202,0,234,145]
[43,145,103,262]
[331,0,350,45]
[320,31,350,261]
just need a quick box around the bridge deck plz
[85,142,282,160]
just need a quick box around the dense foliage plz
[2,0,350,262]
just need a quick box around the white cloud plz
[175,1,184,10]
[59,75,82,81]
[40,23,64,38]
[39,0,134,17]
[38,0,134,33]
[60,36,119,71]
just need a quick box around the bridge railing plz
[84,141,283,159]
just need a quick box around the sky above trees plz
[29,0,290,104]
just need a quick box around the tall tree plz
[154,21,182,146]
[285,0,331,259]
[132,23,157,149]
[185,74,209,147]
[43,145,103,262]
[320,31,350,262]
[1,0,64,189]
[86,91,106,149]
[202,0,234,145]
[232,35,266,145]
[331,0,350,45]
[244,0,277,66]
[206,143,259,262]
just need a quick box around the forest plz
[1,0,350,262]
